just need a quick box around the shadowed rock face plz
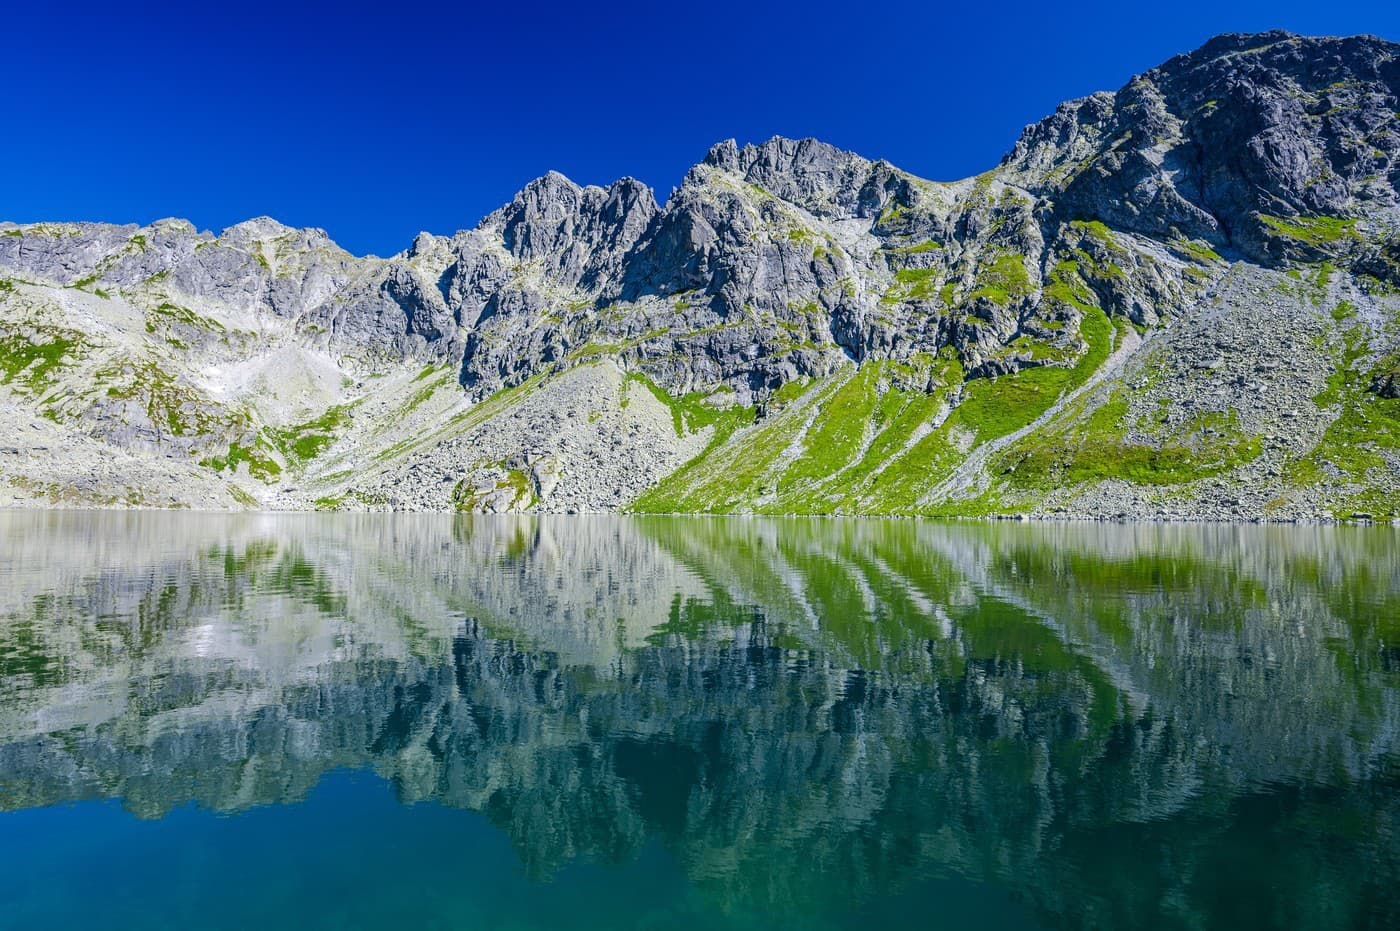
[1,512,1397,927]
[1004,32,1400,263]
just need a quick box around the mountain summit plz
[2,32,1397,519]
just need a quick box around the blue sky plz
[6,1,1396,255]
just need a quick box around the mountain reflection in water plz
[0,512,1397,930]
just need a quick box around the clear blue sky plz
[6,0,1396,256]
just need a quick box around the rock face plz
[1,31,1398,519]
[1002,32,1400,265]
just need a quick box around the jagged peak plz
[1134,30,1400,100]
[468,170,661,279]
[479,172,587,235]
[142,217,198,235]
[484,171,659,235]
[1003,29,1400,172]
[1190,29,1302,58]
[688,134,891,219]
[703,138,741,169]
[220,216,299,240]
[1157,29,1397,72]
[702,135,870,176]
[519,169,582,198]
[501,171,656,211]
[604,176,654,199]
[407,231,439,258]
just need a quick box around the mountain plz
[2,31,1397,519]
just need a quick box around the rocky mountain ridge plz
[2,31,1397,519]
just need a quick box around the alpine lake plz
[1,511,1397,930]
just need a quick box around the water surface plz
[1,512,1397,929]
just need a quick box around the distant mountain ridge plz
[2,31,1397,519]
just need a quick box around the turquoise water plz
[0,513,1397,930]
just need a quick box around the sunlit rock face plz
[0,513,1397,925]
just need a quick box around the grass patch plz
[66,274,110,299]
[966,253,1031,307]
[452,467,536,512]
[1043,260,1097,312]
[145,302,227,336]
[631,311,1118,515]
[884,267,942,303]
[98,360,232,438]
[201,441,283,482]
[228,486,259,507]
[1171,238,1224,264]
[883,239,943,255]
[1003,404,1262,488]
[268,406,350,462]
[626,373,755,441]
[777,366,884,491]
[1072,219,1116,245]
[956,309,1114,441]
[1285,330,1400,515]
[0,331,81,390]
[1259,214,1359,247]
[630,377,831,513]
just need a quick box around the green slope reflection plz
[0,512,1397,929]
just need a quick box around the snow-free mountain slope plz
[1,31,1397,518]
